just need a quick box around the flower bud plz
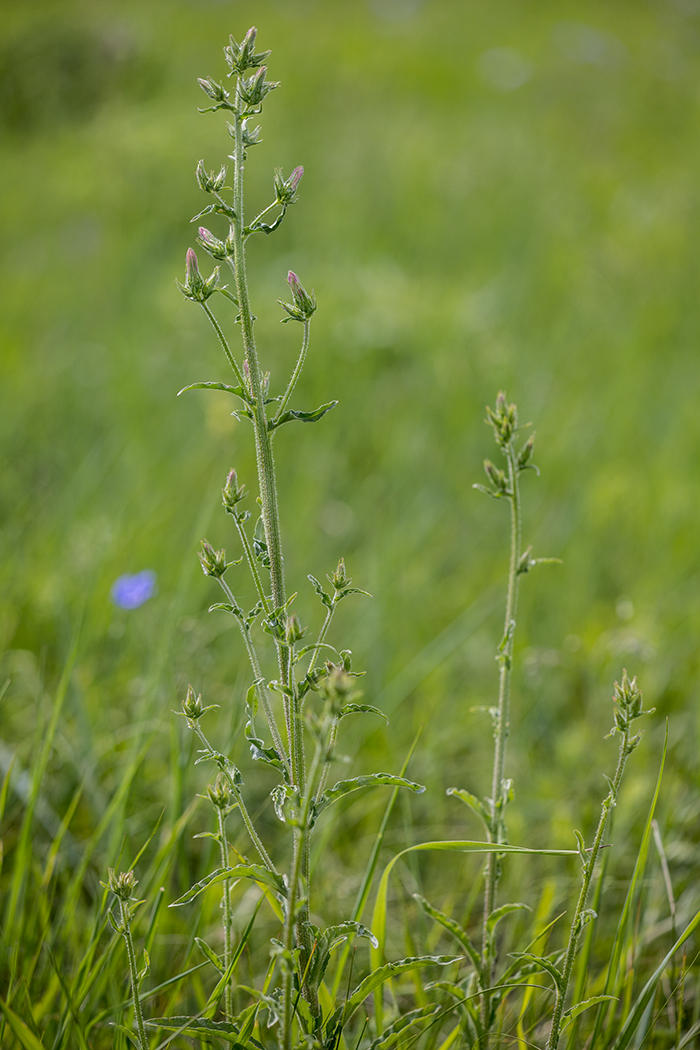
[273,166,304,206]
[285,614,308,645]
[222,468,247,515]
[198,539,227,578]
[331,557,350,591]
[238,66,279,108]
[198,77,229,104]
[517,435,535,470]
[183,684,203,720]
[278,271,316,322]
[486,391,518,447]
[176,248,220,303]
[195,161,227,193]
[107,867,138,901]
[484,459,508,495]
[207,772,231,810]
[241,120,262,149]
[197,226,232,261]
[224,27,271,75]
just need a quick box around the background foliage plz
[1,0,699,1043]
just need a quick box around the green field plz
[1,1,699,1046]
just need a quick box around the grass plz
[1,0,699,1046]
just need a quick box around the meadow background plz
[1,0,700,1044]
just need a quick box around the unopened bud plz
[207,772,231,809]
[107,868,137,901]
[222,468,246,515]
[517,435,535,470]
[238,66,279,107]
[486,391,518,447]
[484,459,508,495]
[331,557,350,591]
[198,539,227,578]
[176,248,220,303]
[278,270,316,323]
[285,614,308,645]
[198,77,229,105]
[183,684,203,720]
[224,27,271,75]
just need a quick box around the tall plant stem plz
[216,805,233,1019]
[230,102,290,693]
[119,899,148,1050]
[480,443,522,1043]
[546,727,632,1050]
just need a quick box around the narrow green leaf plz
[178,380,251,404]
[195,936,224,973]
[413,893,481,971]
[169,864,286,906]
[110,1022,141,1046]
[0,998,47,1050]
[487,902,531,935]
[610,905,700,1050]
[327,956,460,1032]
[561,995,618,1032]
[269,400,338,430]
[339,703,389,724]
[446,787,491,836]
[367,1004,441,1050]
[509,953,563,992]
[145,1015,257,1046]
[315,773,424,817]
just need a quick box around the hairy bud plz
[207,772,232,810]
[238,66,279,108]
[176,248,220,303]
[107,868,138,901]
[278,270,316,323]
[224,27,271,75]
[273,166,304,206]
[486,391,518,447]
[198,539,227,578]
[183,684,203,720]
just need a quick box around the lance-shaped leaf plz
[508,952,563,992]
[314,773,425,818]
[486,902,531,935]
[269,400,338,431]
[339,703,389,724]
[561,995,618,1033]
[367,1004,441,1050]
[446,787,491,837]
[325,955,460,1032]
[178,381,252,405]
[413,894,481,972]
[195,937,224,973]
[145,1016,262,1047]
[169,864,286,906]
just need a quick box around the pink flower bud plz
[198,227,216,245]
[289,166,304,191]
[186,248,200,280]
[287,270,302,295]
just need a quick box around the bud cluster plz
[238,66,279,109]
[224,28,271,75]
[198,77,231,107]
[274,166,304,207]
[285,613,308,646]
[207,772,232,810]
[483,459,509,497]
[486,391,518,448]
[317,662,359,713]
[198,539,228,578]
[107,868,138,902]
[278,271,316,323]
[330,557,350,592]
[196,159,227,193]
[198,226,234,262]
[222,468,248,520]
[182,684,203,720]
[610,670,653,743]
[177,248,219,303]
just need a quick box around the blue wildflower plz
[111,570,157,610]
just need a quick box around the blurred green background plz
[1,0,699,1021]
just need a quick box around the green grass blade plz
[0,998,46,1050]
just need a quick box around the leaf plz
[339,703,389,724]
[308,574,332,609]
[413,894,481,972]
[0,998,47,1050]
[326,955,460,1032]
[195,936,224,973]
[446,788,491,836]
[367,1004,441,1050]
[269,400,338,430]
[110,1023,141,1047]
[178,380,252,404]
[315,773,425,818]
[508,952,563,992]
[610,904,700,1050]
[561,995,618,1032]
[487,902,531,935]
[305,921,378,995]
[169,864,286,906]
[145,1016,257,1047]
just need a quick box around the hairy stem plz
[119,900,148,1050]
[480,443,522,1043]
[216,805,233,1019]
[546,729,632,1050]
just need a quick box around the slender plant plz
[103,868,149,1050]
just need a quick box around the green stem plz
[546,729,632,1050]
[216,805,233,1019]
[272,320,311,429]
[193,724,278,875]
[119,900,148,1050]
[480,444,522,1045]
[218,579,289,774]
[201,302,246,389]
[233,518,272,617]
